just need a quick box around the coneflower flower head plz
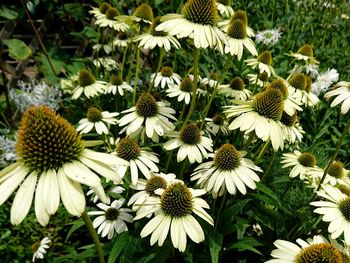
[257,51,272,65]
[78,69,95,87]
[253,89,284,121]
[297,44,314,57]
[182,0,218,26]
[134,3,154,23]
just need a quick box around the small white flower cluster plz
[312,68,339,96]
[255,28,282,46]
[10,81,62,112]
[0,134,17,168]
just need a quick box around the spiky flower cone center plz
[150,16,167,36]
[297,44,313,57]
[257,51,273,65]
[180,124,201,145]
[227,20,246,39]
[281,112,297,127]
[338,185,350,196]
[328,161,344,178]
[116,138,141,161]
[218,0,230,5]
[118,32,128,40]
[78,69,95,87]
[134,4,154,22]
[305,76,312,93]
[209,72,218,80]
[182,0,218,26]
[136,93,159,117]
[99,3,111,14]
[145,176,167,196]
[269,79,288,99]
[259,72,269,82]
[232,10,248,26]
[199,84,208,91]
[161,182,193,217]
[16,106,84,172]
[180,77,194,92]
[289,73,307,90]
[229,77,244,90]
[253,89,284,121]
[160,66,173,77]
[297,152,316,167]
[110,75,123,86]
[212,114,224,125]
[105,208,119,221]
[106,7,120,20]
[31,241,40,252]
[339,198,350,221]
[87,107,103,122]
[214,144,240,170]
[295,243,342,263]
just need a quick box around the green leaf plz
[0,6,18,20]
[108,232,129,263]
[65,219,84,242]
[226,237,263,255]
[208,232,223,263]
[2,39,32,60]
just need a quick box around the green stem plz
[81,211,105,263]
[260,151,276,181]
[311,118,350,199]
[133,47,141,104]
[120,45,129,79]
[179,160,188,180]
[149,47,165,92]
[165,151,173,173]
[215,191,227,230]
[244,132,255,150]
[200,55,233,130]
[254,139,270,163]
[177,102,187,126]
[126,44,138,83]
[181,48,200,129]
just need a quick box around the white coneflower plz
[289,44,319,64]
[128,172,177,216]
[32,237,51,262]
[311,185,350,244]
[134,181,214,252]
[112,137,159,185]
[164,124,213,163]
[280,112,304,144]
[0,106,128,226]
[281,150,318,179]
[94,7,129,31]
[89,2,111,20]
[125,3,154,26]
[191,144,262,197]
[225,88,285,151]
[218,10,255,37]
[156,0,226,53]
[245,51,275,77]
[113,32,130,48]
[216,0,234,18]
[92,57,117,71]
[72,69,107,99]
[312,68,339,96]
[268,79,302,116]
[166,76,193,104]
[218,76,251,100]
[202,72,219,88]
[87,185,125,204]
[105,75,133,96]
[247,72,269,88]
[255,28,282,46]
[118,93,177,142]
[205,115,230,136]
[134,16,181,52]
[324,81,350,114]
[223,12,257,60]
[88,198,133,239]
[266,235,349,262]
[151,66,181,89]
[287,73,319,107]
[76,107,118,135]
